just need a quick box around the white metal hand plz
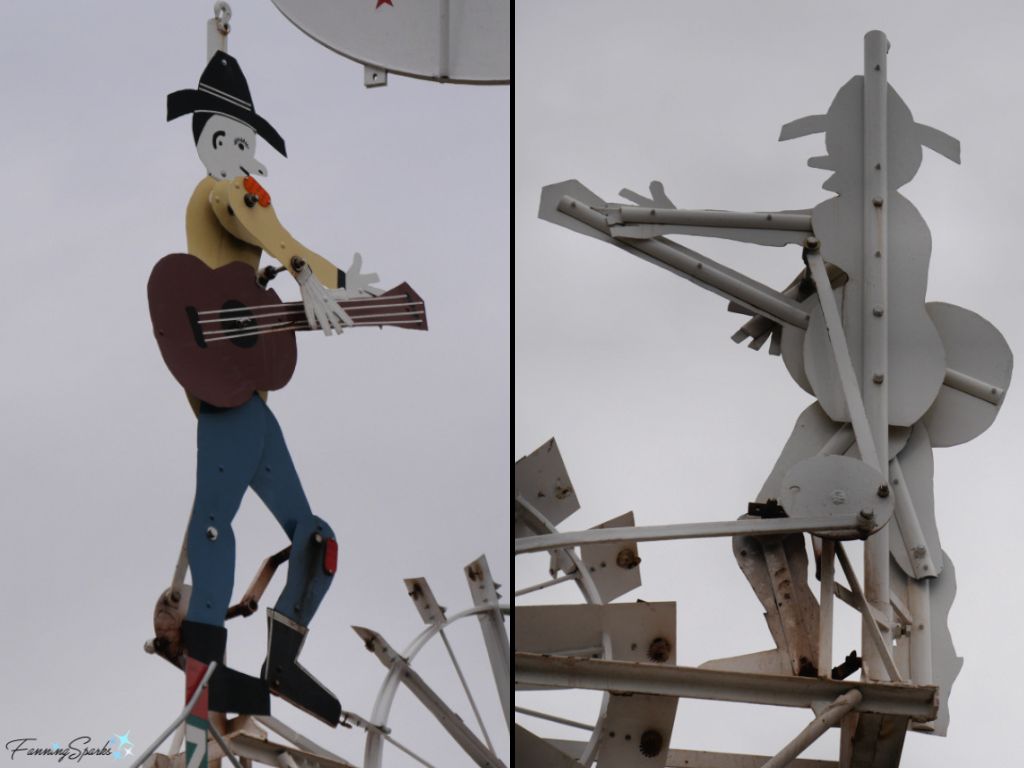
[333,252,382,298]
[295,262,352,335]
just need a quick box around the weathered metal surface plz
[515,602,676,664]
[514,437,579,538]
[579,511,642,602]
[515,653,938,719]
[595,694,678,767]
[513,726,578,768]
[404,577,446,625]
[731,531,819,676]
[838,712,908,768]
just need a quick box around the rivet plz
[872,306,884,317]
[872,197,884,207]
[873,373,884,384]
[875,162,882,170]
[877,484,890,498]
[206,526,218,541]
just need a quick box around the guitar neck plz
[283,282,428,332]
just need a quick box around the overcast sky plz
[517,1,1022,764]
[0,3,508,767]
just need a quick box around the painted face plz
[196,114,268,179]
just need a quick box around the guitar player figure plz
[157,50,384,725]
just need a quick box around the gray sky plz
[516,1,1022,763]
[0,3,508,767]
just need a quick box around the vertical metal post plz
[818,539,835,678]
[907,578,932,683]
[861,29,892,682]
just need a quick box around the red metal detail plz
[323,538,338,575]
[243,176,271,207]
[185,657,210,719]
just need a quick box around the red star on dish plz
[376,0,393,8]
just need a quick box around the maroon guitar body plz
[148,253,427,408]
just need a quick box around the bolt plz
[872,306,884,317]
[859,509,875,521]
[244,193,259,208]
[877,484,890,498]
[206,526,218,541]
[647,637,672,663]
[616,548,641,569]
[874,250,882,258]
[912,545,927,559]
[875,162,882,170]
[872,196,884,207]
[804,236,820,251]
[290,256,306,271]
[639,730,664,758]
[314,533,324,544]
[171,590,181,603]
[873,373,885,384]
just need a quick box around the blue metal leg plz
[247,399,336,625]
[186,397,266,626]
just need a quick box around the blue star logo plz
[111,731,133,761]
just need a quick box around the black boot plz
[263,610,341,726]
[181,620,270,715]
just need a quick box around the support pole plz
[818,539,836,678]
[861,29,892,683]
[761,690,863,768]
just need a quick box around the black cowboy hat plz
[167,50,286,156]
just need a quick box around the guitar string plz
[196,301,424,325]
[202,309,425,339]
[195,295,417,317]
[204,318,423,343]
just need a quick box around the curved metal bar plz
[513,497,609,768]
[129,661,218,768]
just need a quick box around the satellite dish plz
[271,0,510,87]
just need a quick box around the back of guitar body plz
[148,253,298,408]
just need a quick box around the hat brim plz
[168,89,287,157]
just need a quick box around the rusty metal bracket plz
[226,546,292,619]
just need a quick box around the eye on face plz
[197,114,267,179]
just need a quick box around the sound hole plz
[220,300,258,348]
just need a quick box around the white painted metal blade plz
[271,0,509,84]
[798,76,948,428]
[596,694,678,767]
[780,455,894,528]
[922,302,1013,447]
[757,402,846,503]
[515,438,580,537]
[403,577,446,625]
[579,511,642,603]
